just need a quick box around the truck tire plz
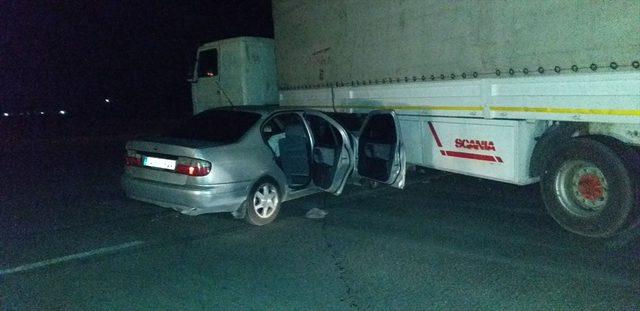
[245,179,281,226]
[540,138,637,237]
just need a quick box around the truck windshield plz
[170,110,261,143]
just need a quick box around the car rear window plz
[170,110,261,143]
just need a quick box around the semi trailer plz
[188,0,639,237]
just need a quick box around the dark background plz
[1,1,273,119]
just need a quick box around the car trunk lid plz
[124,137,218,185]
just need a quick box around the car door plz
[357,110,406,188]
[303,111,354,195]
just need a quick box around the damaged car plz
[122,106,405,225]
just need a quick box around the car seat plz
[278,124,311,187]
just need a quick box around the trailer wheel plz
[541,138,637,237]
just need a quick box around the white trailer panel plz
[273,0,640,90]
[280,72,640,124]
[278,88,332,108]
[334,82,486,119]
[399,116,545,185]
[487,72,640,123]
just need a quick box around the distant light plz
[39,111,45,115]
[59,110,66,115]
[2,112,8,117]
[105,98,110,103]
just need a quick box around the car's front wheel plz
[245,180,281,226]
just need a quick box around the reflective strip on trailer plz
[489,106,640,116]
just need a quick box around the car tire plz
[245,179,281,226]
[540,138,637,238]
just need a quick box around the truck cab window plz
[197,49,218,77]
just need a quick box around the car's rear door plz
[303,111,354,195]
[357,110,406,188]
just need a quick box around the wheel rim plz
[554,160,609,217]
[252,183,279,219]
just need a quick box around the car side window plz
[305,114,343,148]
[361,114,396,144]
[261,113,307,157]
[262,118,284,156]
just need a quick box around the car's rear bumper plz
[121,174,251,215]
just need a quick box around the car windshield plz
[169,110,261,143]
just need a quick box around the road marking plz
[0,240,146,276]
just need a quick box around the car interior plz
[263,113,312,189]
[279,123,312,188]
[262,112,346,191]
[357,113,396,182]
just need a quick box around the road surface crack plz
[321,218,360,310]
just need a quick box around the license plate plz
[143,156,176,170]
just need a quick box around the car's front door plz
[357,110,406,188]
[303,111,354,195]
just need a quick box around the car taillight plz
[125,150,141,167]
[175,157,211,176]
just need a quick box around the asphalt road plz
[1,138,639,310]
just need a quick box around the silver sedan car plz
[122,106,405,225]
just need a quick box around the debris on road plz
[305,207,328,219]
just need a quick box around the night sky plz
[1,1,273,117]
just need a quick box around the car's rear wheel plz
[245,180,281,226]
[541,138,637,237]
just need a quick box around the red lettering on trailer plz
[427,121,504,164]
[454,138,496,151]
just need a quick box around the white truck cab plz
[190,37,278,114]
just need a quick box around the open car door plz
[357,110,406,188]
[303,111,354,195]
